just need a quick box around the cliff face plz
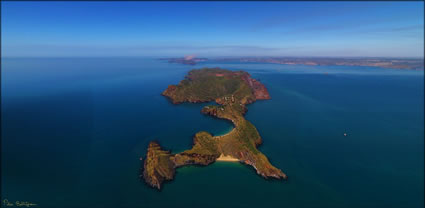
[240,73,271,100]
[142,68,286,190]
[161,85,182,104]
[142,142,175,190]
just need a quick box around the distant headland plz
[141,68,287,190]
[160,55,208,65]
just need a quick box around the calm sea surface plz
[1,58,424,208]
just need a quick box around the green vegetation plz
[184,132,220,156]
[143,68,286,190]
[162,68,256,104]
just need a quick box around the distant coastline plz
[161,56,424,70]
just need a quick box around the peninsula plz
[141,68,287,190]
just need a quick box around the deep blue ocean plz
[1,58,424,208]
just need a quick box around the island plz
[141,68,287,190]
[160,55,208,65]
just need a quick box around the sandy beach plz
[216,154,239,162]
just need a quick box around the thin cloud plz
[2,43,306,57]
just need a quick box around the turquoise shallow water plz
[1,58,424,208]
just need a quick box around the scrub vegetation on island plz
[141,68,287,190]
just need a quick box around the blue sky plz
[1,1,424,57]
